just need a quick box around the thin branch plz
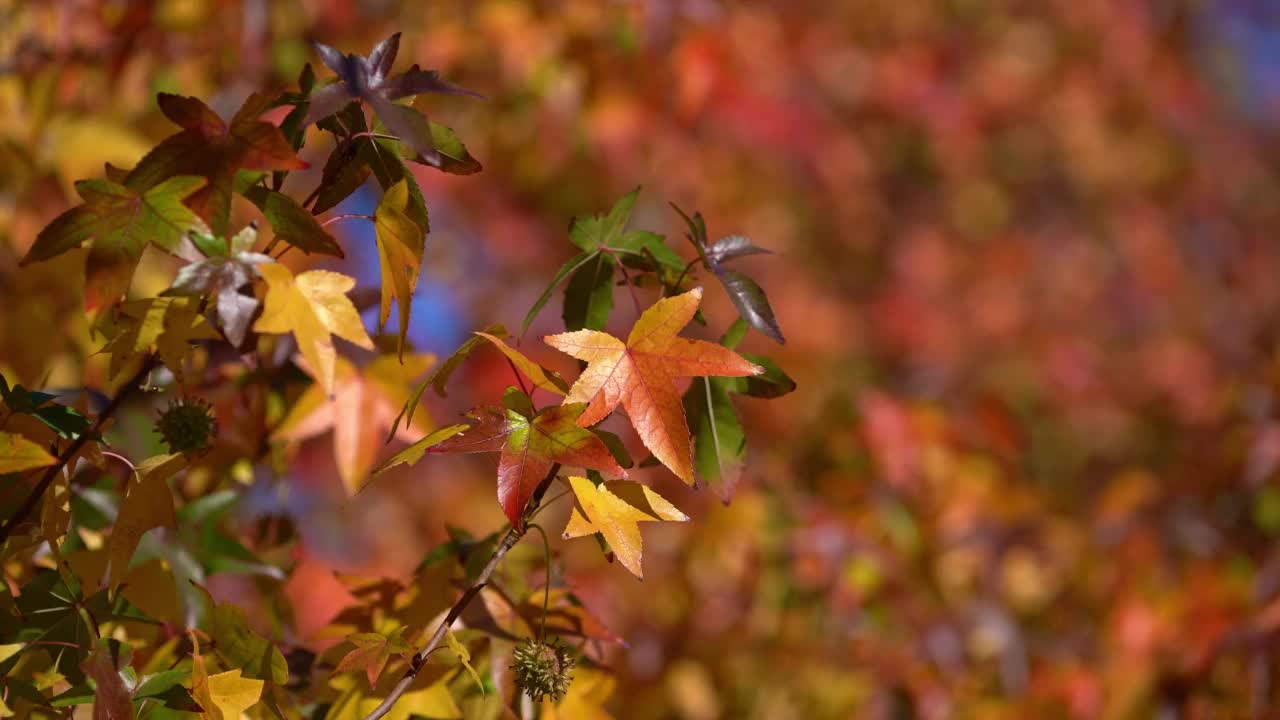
[0,357,157,547]
[361,463,563,720]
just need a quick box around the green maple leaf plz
[20,175,209,309]
[523,188,682,334]
[681,320,795,500]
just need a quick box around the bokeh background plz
[5,0,1280,717]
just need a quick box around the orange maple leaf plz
[275,353,435,494]
[544,287,762,484]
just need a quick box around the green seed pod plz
[511,638,575,702]
[154,397,218,456]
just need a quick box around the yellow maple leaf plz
[473,331,567,396]
[196,668,264,720]
[106,453,184,587]
[253,264,373,394]
[540,667,617,720]
[373,179,425,355]
[0,431,56,473]
[561,476,688,579]
[99,295,219,382]
[324,672,462,720]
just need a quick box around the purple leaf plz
[366,32,401,85]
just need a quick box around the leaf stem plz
[672,258,700,296]
[361,463,563,720]
[526,522,552,642]
[598,246,643,316]
[505,358,533,407]
[0,356,157,547]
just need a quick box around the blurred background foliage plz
[4,0,1280,717]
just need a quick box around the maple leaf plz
[390,323,562,439]
[165,224,272,347]
[373,179,425,354]
[543,287,763,484]
[244,185,344,258]
[561,477,688,580]
[98,295,220,383]
[305,32,482,163]
[127,92,308,235]
[445,629,484,694]
[79,640,133,720]
[192,662,264,720]
[106,453,183,587]
[674,206,784,344]
[252,264,374,395]
[311,103,430,231]
[20,175,209,309]
[472,332,569,396]
[432,404,627,529]
[334,628,415,689]
[209,601,289,682]
[682,320,796,500]
[540,666,617,720]
[275,353,436,494]
[0,431,56,473]
[523,188,683,334]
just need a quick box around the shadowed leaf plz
[20,175,209,309]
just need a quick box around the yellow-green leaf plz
[200,669,264,720]
[0,432,56,473]
[98,296,219,382]
[371,423,469,478]
[373,179,425,355]
[473,332,567,396]
[211,602,289,683]
[446,630,484,694]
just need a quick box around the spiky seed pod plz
[511,638,575,701]
[154,397,218,456]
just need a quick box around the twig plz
[0,357,157,546]
[361,463,563,720]
[598,246,643,316]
